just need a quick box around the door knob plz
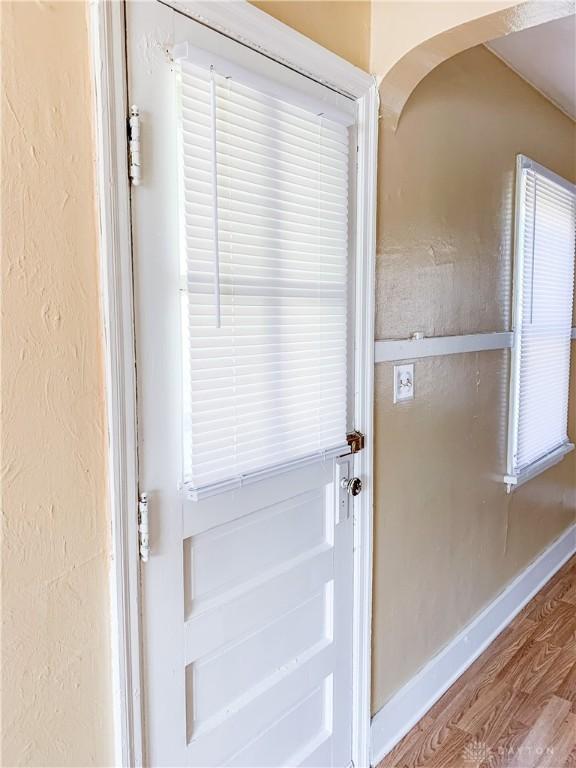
[341,477,362,496]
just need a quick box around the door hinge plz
[128,105,141,186]
[138,491,150,562]
[346,430,365,454]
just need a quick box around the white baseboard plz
[370,524,576,766]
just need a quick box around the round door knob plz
[341,477,362,496]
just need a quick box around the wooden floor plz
[378,555,576,768]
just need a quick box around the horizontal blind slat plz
[178,60,350,490]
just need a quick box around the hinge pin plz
[129,105,141,186]
[138,491,150,562]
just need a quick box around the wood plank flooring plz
[377,555,576,768]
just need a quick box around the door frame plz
[89,2,377,765]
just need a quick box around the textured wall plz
[1,2,113,765]
[252,0,371,71]
[371,44,576,713]
[370,0,520,77]
[3,0,573,760]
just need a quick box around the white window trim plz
[504,442,574,490]
[89,1,377,765]
[505,154,575,493]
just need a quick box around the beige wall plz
[370,0,520,78]
[252,0,371,70]
[372,44,576,713]
[1,2,113,766]
[3,0,574,762]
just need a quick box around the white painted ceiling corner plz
[486,13,576,121]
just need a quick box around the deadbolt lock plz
[341,476,362,497]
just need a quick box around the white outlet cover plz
[394,363,414,403]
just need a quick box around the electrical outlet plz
[394,363,414,403]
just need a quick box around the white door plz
[127,3,362,766]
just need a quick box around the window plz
[506,155,576,490]
[176,53,355,498]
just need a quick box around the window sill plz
[504,442,574,493]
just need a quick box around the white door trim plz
[89,2,144,765]
[90,2,377,765]
[166,0,372,99]
[350,83,378,768]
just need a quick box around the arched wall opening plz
[374,1,575,128]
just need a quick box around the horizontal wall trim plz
[374,332,513,363]
[370,524,576,766]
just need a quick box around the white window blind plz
[506,156,576,489]
[176,59,352,497]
